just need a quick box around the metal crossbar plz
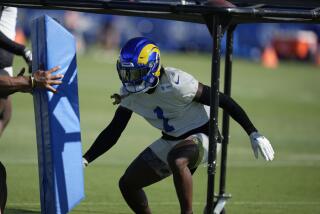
[230,0,320,9]
[2,0,320,24]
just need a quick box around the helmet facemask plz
[117,38,161,94]
[117,60,160,93]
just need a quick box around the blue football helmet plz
[117,37,161,93]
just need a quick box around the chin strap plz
[141,75,159,93]
[149,75,160,89]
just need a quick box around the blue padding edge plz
[31,15,84,214]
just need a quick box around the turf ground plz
[1,50,320,214]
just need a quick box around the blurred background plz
[1,7,320,214]
[16,8,320,68]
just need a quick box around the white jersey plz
[0,7,17,76]
[120,67,210,137]
[0,7,17,40]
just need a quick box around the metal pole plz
[219,25,236,196]
[205,15,222,214]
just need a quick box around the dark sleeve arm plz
[0,31,25,55]
[194,82,257,135]
[83,106,133,163]
[0,76,31,98]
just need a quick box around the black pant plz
[0,161,7,213]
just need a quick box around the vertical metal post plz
[206,15,223,214]
[219,25,236,196]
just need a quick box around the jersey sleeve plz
[166,68,199,104]
[119,86,132,109]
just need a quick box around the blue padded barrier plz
[31,15,84,214]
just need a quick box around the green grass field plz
[1,50,320,214]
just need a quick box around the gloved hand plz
[82,157,89,168]
[249,132,274,161]
[23,48,32,73]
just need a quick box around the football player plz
[83,37,274,214]
[0,6,29,214]
[0,6,33,137]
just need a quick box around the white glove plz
[249,132,275,161]
[23,48,33,73]
[82,158,89,168]
[23,48,32,63]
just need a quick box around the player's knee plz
[119,174,136,193]
[167,152,188,172]
[119,175,128,193]
[0,99,12,123]
[0,162,6,179]
[167,143,200,172]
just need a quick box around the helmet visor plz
[117,61,150,84]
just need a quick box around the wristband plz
[30,76,35,89]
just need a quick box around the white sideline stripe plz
[7,201,320,206]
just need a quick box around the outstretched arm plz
[0,66,62,97]
[83,106,132,165]
[194,82,274,161]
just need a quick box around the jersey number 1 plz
[154,106,175,132]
